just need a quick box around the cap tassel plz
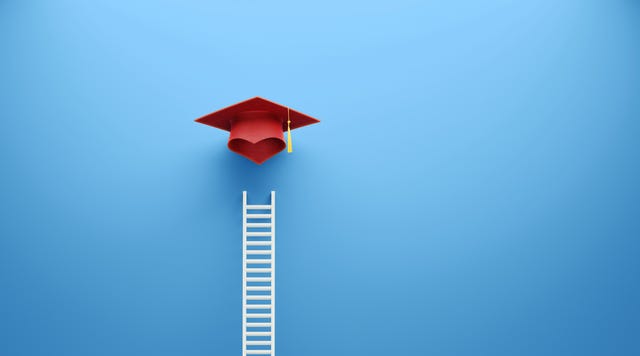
[287,108,293,153]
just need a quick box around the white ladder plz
[242,191,275,356]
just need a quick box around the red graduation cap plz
[195,97,320,164]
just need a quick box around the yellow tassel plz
[287,108,293,153]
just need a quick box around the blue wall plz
[1,1,639,355]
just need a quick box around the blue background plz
[1,1,639,355]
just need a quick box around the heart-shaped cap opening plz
[227,111,286,164]
[228,137,286,164]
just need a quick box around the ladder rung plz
[246,340,271,345]
[246,241,271,246]
[245,251,271,255]
[246,323,271,328]
[246,331,272,336]
[246,268,271,273]
[247,223,271,228]
[246,286,271,291]
[246,249,271,254]
[246,251,271,256]
[246,277,271,282]
[246,350,271,355]
[246,305,271,309]
[247,295,271,300]
[246,312,271,317]
[246,205,271,210]
[247,310,271,318]
[247,214,271,219]
[247,232,271,237]
[246,316,272,321]
[246,260,271,264]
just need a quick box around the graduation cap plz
[195,97,320,164]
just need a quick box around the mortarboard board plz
[195,97,320,164]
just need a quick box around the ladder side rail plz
[270,191,276,356]
[242,191,247,356]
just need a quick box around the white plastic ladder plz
[242,191,275,356]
